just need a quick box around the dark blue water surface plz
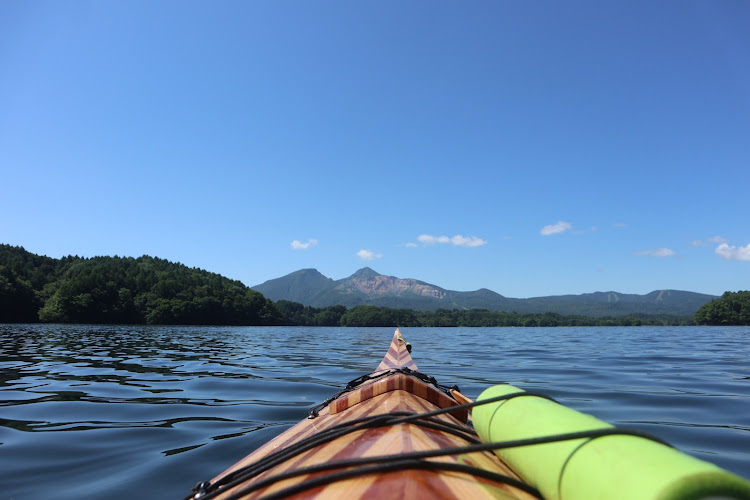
[1,325,749,499]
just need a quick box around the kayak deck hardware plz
[190,390,676,500]
[308,366,461,420]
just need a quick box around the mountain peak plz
[292,268,326,277]
[252,268,333,303]
[350,267,381,280]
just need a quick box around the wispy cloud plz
[689,236,728,247]
[418,234,450,245]
[540,221,572,236]
[572,226,598,235]
[634,248,676,257]
[613,222,627,227]
[715,242,750,261]
[291,239,318,250]
[404,242,419,248]
[451,235,488,247]
[357,249,382,261]
[416,234,488,247]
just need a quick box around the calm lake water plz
[1,324,749,499]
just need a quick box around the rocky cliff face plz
[335,271,447,299]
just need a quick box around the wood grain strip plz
[377,330,418,371]
[330,373,468,422]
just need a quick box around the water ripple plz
[1,324,749,499]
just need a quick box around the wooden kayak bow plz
[190,330,750,500]
[191,329,538,500]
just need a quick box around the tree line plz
[295,304,692,327]
[0,244,280,325]
[275,301,692,327]
[1,244,740,327]
[694,291,750,325]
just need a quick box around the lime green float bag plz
[474,385,750,500]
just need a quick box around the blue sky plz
[1,1,748,298]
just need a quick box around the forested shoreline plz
[277,301,693,327]
[694,291,750,326]
[0,245,743,327]
[0,244,280,325]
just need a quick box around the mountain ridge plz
[253,268,716,317]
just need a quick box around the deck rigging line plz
[189,370,672,500]
[306,367,459,419]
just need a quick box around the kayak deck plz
[196,330,537,500]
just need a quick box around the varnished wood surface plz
[209,330,535,500]
[330,372,468,422]
[375,330,417,372]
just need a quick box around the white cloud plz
[613,222,627,227]
[416,234,487,247]
[418,234,450,245]
[540,221,572,236]
[690,236,728,247]
[404,242,418,248]
[451,235,488,247]
[291,239,318,250]
[357,249,382,261]
[715,242,750,261]
[651,248,676,257]
[634,248,676,257]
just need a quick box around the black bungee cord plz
[189,370,672,500]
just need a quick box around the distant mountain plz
[252,268,334,305]
[508,290,715,317]
[253,268,717,317]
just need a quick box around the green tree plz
[0,265,42,322]
[0,245,282,325]
[695,291,750,325]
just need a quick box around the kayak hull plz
[204,330,535,500]
[194,329,750,500]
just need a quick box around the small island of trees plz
[694,291,750,326]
